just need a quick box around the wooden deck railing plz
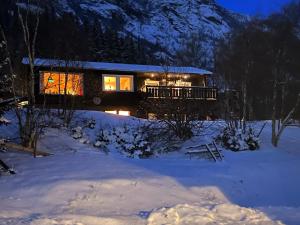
[145,86,217,100]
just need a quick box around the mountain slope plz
[18,0,248,66]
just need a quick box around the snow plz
[1,111,300,224]
[148,203,283,225]
[16,0,249,67]
[22,58,212,75]
[79,2,121,19]
[0,116,10,125]
[16,3,44,14]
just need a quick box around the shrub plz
[217,124,260,151]
[94,125,154,158]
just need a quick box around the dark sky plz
[216,0,294,16]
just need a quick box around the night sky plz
[216,0,294,16]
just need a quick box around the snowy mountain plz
[18,0,248,64]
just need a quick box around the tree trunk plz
[242,80,247,132]
[273,93,300,147]
[271,78,278,147]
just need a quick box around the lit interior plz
[104,76,117,91]
[144,78,191,87]
[175,80,192,87]
[105,110,118,115]
[118,111,130,116]
[145,79,159,86]
[120,77,133,91]
[105,110,130,116]
[103,75,133,92]
[41,72,83,95]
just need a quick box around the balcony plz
[145,86,217,100]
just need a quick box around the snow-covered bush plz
[71,117,97,144]
[71,126,89,144]
[217,124,260,151]
[87,119,96,129]
[0,138,7,152]
[72,126,83,139]
[0,116,10,126]
[94,125,154,158]
[93,129,110,149]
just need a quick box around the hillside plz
[17,0,247,66]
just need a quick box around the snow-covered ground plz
[1,111,300,225]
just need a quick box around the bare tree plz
[266,12,300,147]
[215,21,262,131]
[141,97,204,140]
[140,61,208,140]
[272,93,300,146]
[0,1,47,157]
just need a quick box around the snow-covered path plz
[1,118,300,224]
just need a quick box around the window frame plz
[102,74,134,92]
[39,71,84,96]
[103,76,117,91]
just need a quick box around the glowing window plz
[119,111,130,116]
[105,110,130,116]
[103,76,117,91]
[105,110,118,115]
[103,75,134,92]
[120,77,133,91]
[41,72,83,96]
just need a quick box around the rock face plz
[18,0,248,65]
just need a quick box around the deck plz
[145,86,218,100]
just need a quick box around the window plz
[103,75,133,92]
[118,111,130,116]
[104,76,117,91]
[120,77,132,91]
[105,110,118,115]
[105,110,131,116]
[40,72,83,96]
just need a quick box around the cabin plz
[22,58,218,118]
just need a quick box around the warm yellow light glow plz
[41,72,83,95]
[119,111,130,116]
[105,110,130,116]
[183,75,188,79]
[144,79,159,86]
[151,73,155,78]
[104,76,117,91]
[17,101,29,108]
[176,80,192,87]
[105,110,118,115]
[18,101,29,106]
[148,113,156,120]
[103,75,133,92]
[120,77,133,91]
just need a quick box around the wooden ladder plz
[185,141,223,162]
[205,141,223,162]
[0,159,15,174]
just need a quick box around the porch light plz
[183,75,188,79]
[151,73,155,78]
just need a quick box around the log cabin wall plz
[31,65,217,118]
[33,66,142,111]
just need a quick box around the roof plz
[22,58,212,75]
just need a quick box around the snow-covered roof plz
[22,58,212,75]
